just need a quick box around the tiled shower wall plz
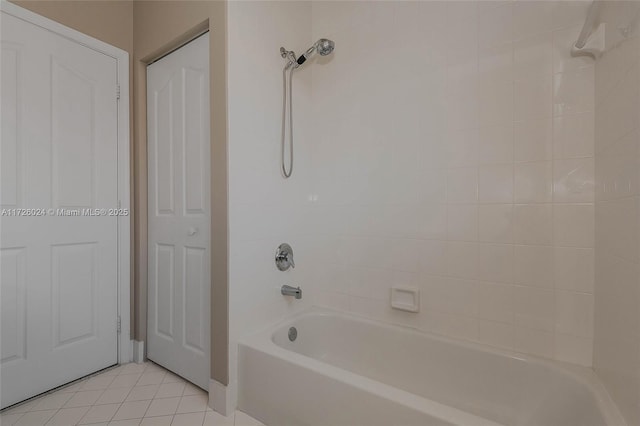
[593,2,640,424]
[309,1,596,366]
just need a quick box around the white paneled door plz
[1,13,120,408]
[147,33,210,390]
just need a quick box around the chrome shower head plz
[296,38,335,66]
[315,38,335,56]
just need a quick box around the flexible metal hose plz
[281,64,294,178]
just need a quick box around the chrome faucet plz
[281,285,302,300]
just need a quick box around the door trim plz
[1,0,132,364]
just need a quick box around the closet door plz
[147,33,211,390]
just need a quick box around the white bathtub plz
[238,308,625,426]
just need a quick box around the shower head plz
[315,38,335,56]
[296,38,335,66]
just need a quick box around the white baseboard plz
[209,379,236,416]
[132,340,145,364]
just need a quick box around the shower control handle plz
[275,243,295,271]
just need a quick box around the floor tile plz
[160,373,183,384]
[79,403,120,424]
[181,384,203,397]
[142,363,165,374]
[111,401,151,421]
[136,373,165,387]
[140,415,172,426]
[125,386,158,402]
[96,387,132,405]
[171,412,204,426]
[0,412,24,426]
[175,395,208,414]
[154,383,185,399]
[203,411,233,426]
[2,363,224,426]
[13,410,56,426]
[57,381,86,393]
[46,407,90,426]
[144,397,180,417]
[81,376,116,391]
[64,391,104,408]
[108,420,140,426]
[109,375,142,389]
[32,392,73,411]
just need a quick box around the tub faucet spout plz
[281,285,302,299]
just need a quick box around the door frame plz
[1,0,132,364]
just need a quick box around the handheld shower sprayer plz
[295,38,335,66]
[280,38,335,178]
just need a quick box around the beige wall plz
[13,0,133,53]
[132,0,228,386]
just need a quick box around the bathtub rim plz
[238,306,626,426]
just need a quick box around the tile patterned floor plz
[0,362,264,426]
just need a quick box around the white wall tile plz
[478,124,514,165]
[554,204,594,247]
[478,164,514,203]
[514,75,553,121]
[447,204,479,241]
[555,291,594,338]
[514,204,553,245]
[426,277,478,317]
[418,240,448,277]
[514,1,554,38]
[514,286,555,332]
[478,204,513,243]
[447,129,479,167]
[478,243,514,283]
[553,158,595,203]
[514,118,553,162]
[553,112,594,159]
[554,247,594,293]
[514,245,554,288]
[478,320,515,350]
[555,333,593,366]
[478,2,513,49]
[514,32,553,79]
[515,327,555,358]
[477,281,514,323]
[446,242,479,280]
[553,67,595,117]
[295,1,598,371]
[515,161,553,203]
[447,167,478,203]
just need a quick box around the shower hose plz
[281,64,294,178]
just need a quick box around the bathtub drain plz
[288,327,297,342]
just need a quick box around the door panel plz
[0,12,119,408]
[147,33,210,390]
[0,248,26,364]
